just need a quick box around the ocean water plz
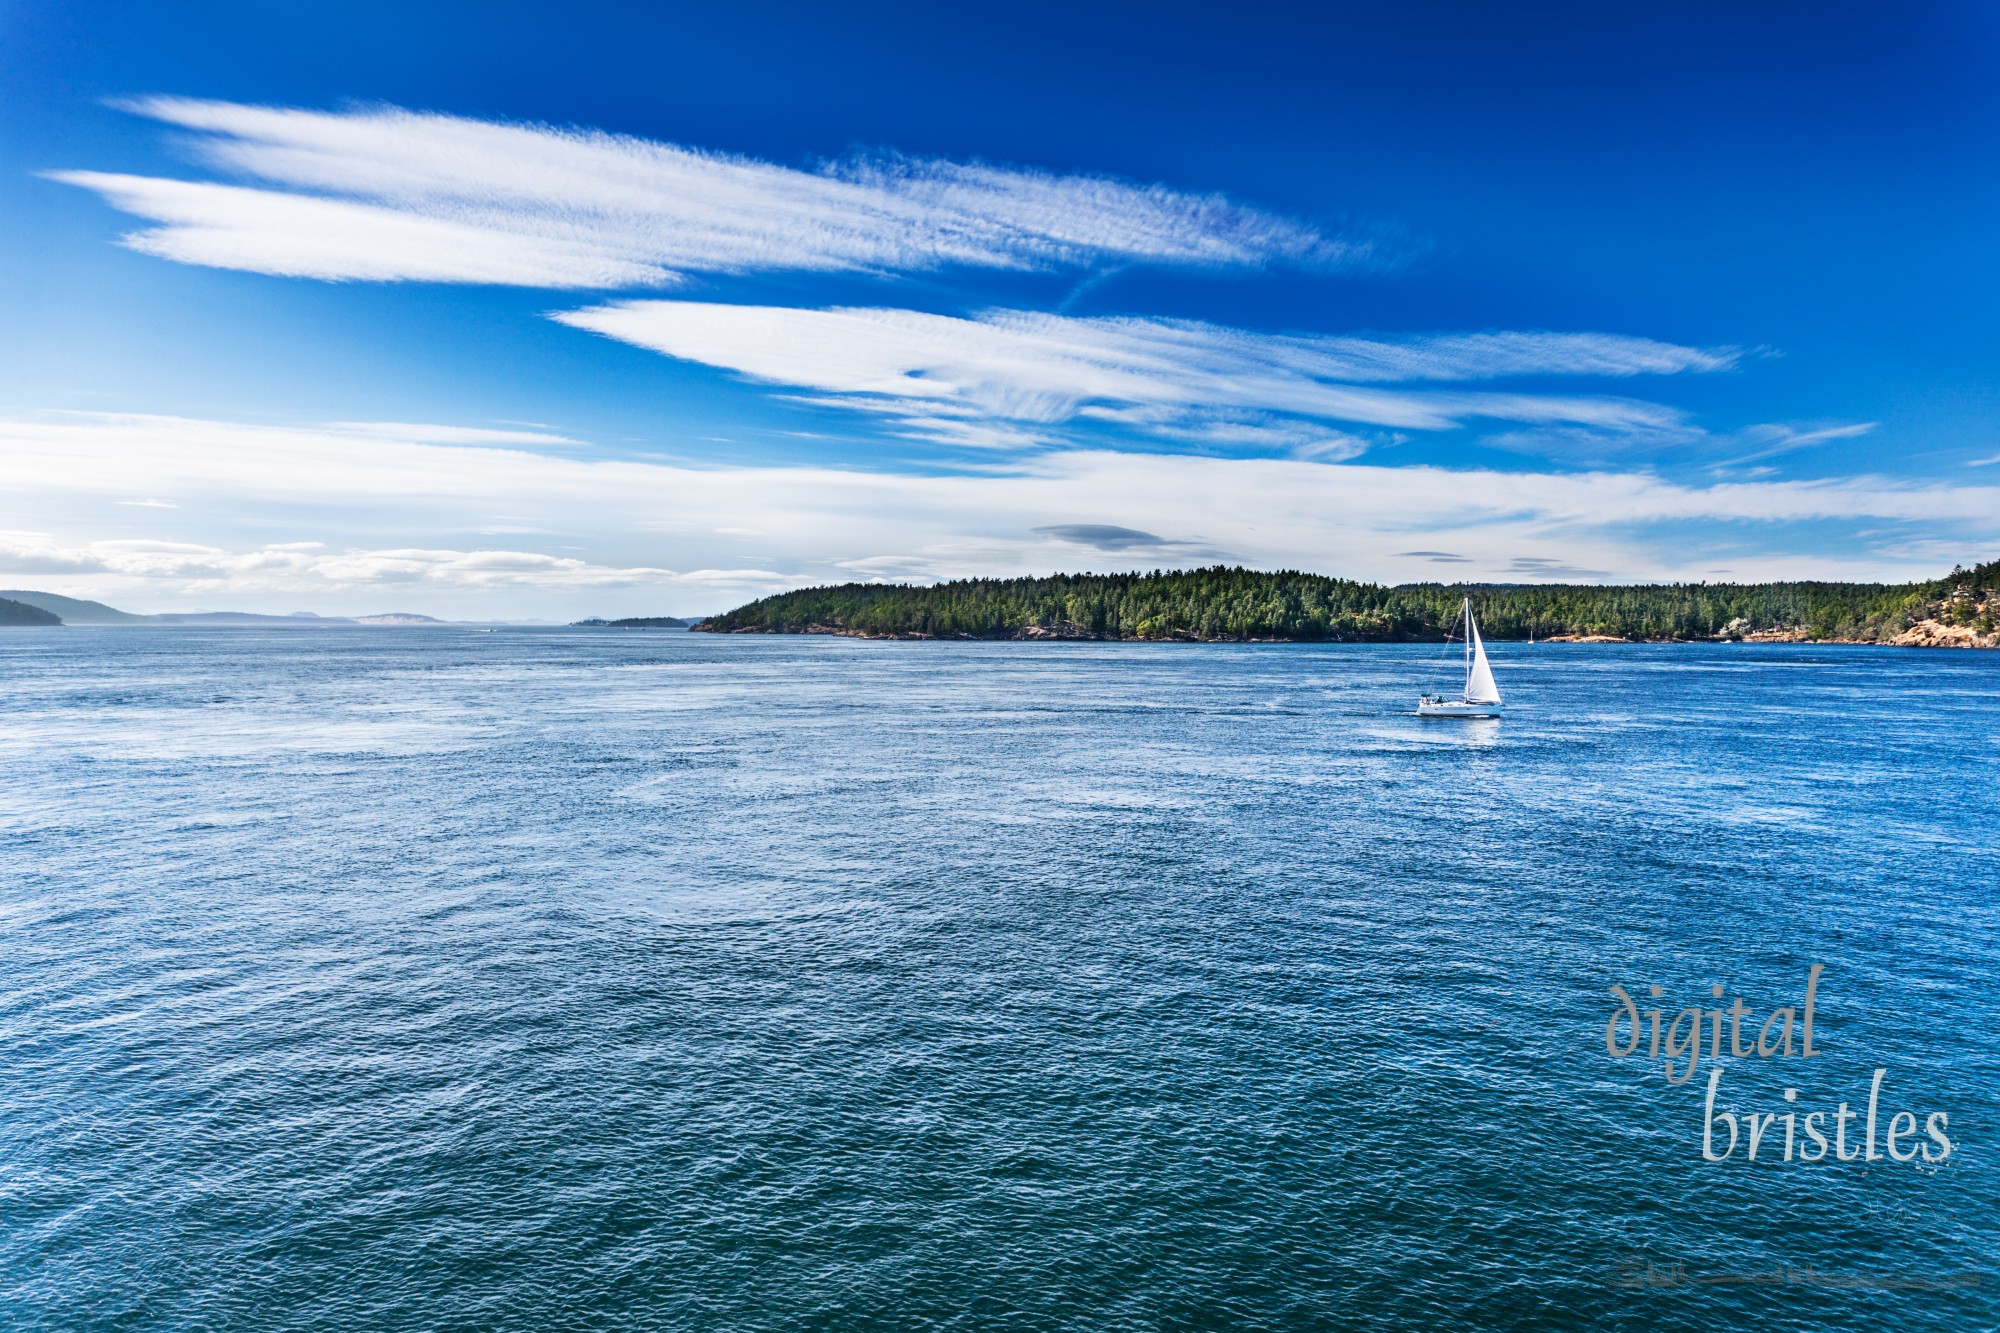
[1,627,1995,1332]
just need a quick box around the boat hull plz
[1416,700,1504,718]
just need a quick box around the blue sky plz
[3,1,1998,616]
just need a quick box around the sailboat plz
[1418,598,1504,718]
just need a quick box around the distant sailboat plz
[1418,599,1505,718]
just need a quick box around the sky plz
[3,1,1998,618]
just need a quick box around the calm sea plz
[2,628,1995,1331]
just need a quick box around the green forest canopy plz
[0,596,62,627]
[695,558,2000,642]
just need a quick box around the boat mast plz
[1462,598,1471,694]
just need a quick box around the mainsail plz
[1420,598,1504,716]
[1465,615,1501,704]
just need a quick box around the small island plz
[572,616,696,628]
[687,560,1999,646]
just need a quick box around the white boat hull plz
[1417,700,1504,718]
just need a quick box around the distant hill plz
[0,591,468,626]
[0,593,362,626]
[0,590,144,624]
[693,559,2000,646]
[0,596,62,627]
[148,612,354,626]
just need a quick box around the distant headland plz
[689,560,2000,647]
[0,596,61,627]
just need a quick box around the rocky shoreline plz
[1886,618,2000,648]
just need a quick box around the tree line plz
[693,559,2000,642]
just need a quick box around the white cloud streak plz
[323,421,584,447]
[52,97,1368,287]
[2,413,1993,617]
[554,301,1734,448]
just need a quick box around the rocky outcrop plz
[1891,618,2000,649]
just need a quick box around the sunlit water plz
[2,628,1995,1331]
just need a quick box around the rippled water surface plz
[2,628,1996,1331]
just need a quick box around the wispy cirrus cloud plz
[553,301,1735,452]
[1481,417,1878,469]
[1715,420,1876,464]
[48,99,1783,469]
[51,97,1374,287]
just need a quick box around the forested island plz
[572,616,695,628]
[693,560,2000,646]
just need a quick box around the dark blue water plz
[2,628,1995,1331]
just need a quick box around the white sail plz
[1417,599,1503,716]
[1464,615,1501,704]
